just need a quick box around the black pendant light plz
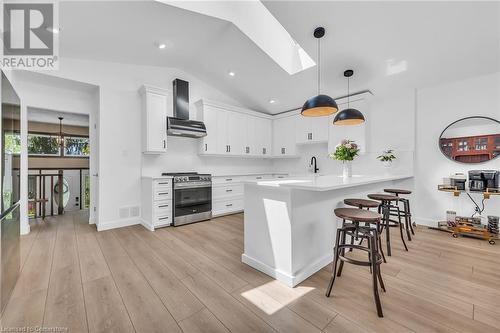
[333,70,365,125]
[301,27,338,117]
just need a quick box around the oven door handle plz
[174,183,212,189]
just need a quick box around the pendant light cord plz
[347,75,350,108]
[317,37,320,95]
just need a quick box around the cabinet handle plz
[256,176,262,179]
[281,147,285,154]
[158,204,169,208]
[226,178,232,181]
[226,204,233,207]
[205,143,207,151]
[226,189,233,192]
[229,145,231,152]
[158,192,169,195]
[158,182,169,185]
[163,140,166,148]
[158,216,169,220]
[263,148,266,155]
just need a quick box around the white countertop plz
[141,175,173,179]
[210,172,288,177]
[244,174,413,191]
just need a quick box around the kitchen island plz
[242,174,413,287]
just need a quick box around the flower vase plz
[382,160,392,168]
[342,161,352,178]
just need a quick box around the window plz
[457,140,468,152]
[4,132,21,154]
[28,134,60,156]
[64,136,90,157]
[475,138,488,150]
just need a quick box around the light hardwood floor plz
[1,211,500,333]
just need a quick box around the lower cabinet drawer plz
[213,197,244,216]
[154,211,172,227]
[213,184,244,199]
[154,188,172,201]
[154,200,171,213]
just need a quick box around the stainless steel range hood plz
[168,79,207,138]
[167,117,207,138]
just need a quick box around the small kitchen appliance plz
[450,173,466,190]
[162,172,212,226]
[469,170,499,192]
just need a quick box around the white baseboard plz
[242,253,333,287]
[97,217,140,231]
[413,216,436,227]
[20,223,30,235]
[140,219,155,231]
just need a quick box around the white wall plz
[272,89,416,177]
[414,72,500,226]
[36,58,272,229]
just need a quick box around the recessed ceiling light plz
[228,71,235,77]
[158,43,167,49]
[46,27,60,34]
[269,99,276,104]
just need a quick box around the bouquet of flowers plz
[330,139,360,161]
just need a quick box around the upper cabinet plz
[140,85,172,154]
[328,98,368,154]
[273,115,297,156]
[196,100,273,158]
[295,115,329,144]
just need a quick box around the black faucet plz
[310,156,319,174]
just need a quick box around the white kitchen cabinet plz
[328,99,367,153]
[273,115,297,156]
[196,100,274,158]
[141,177,173,230]
[228,112,246,155]
[296,115,329,144]
[256,117,272,156]
[140,86,171,154]
[212,173,288,216]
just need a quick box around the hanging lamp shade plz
[333,69,365,125]
[333,108,365,125]
[301,27,338,117]
[302,94,338,117]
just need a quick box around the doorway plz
[25,108,90,220]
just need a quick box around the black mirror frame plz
[438,116,500,164]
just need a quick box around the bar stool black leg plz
[396,205,409,251]
[403,199,412,241]
[377,222,386,263]
[407,199,415,235]
[373,229,386,292]
[383,202,391,256]
[370,236,384,317]
[326,228,342,297]
[336,226,347,277]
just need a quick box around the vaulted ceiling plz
[59,1,500,114]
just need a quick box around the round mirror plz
[439,116,500,164]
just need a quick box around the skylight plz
[157,0,315,75]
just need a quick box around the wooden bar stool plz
[343,198,386,262]
[384,188,415,240]
[326,208,385,317]
[367,193,408,256]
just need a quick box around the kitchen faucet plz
[310,156,319,174]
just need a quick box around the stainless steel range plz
[162,172,212,226]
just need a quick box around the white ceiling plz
[59,1,500,114]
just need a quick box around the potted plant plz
[329,139,360,178]
[377,149,396,167]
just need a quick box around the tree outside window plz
[64,136,90,156]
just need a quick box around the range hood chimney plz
[173,78,189,120]
[168,79,207,138]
